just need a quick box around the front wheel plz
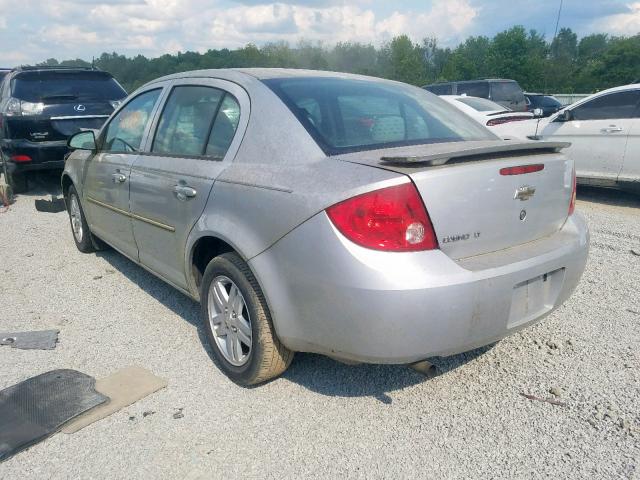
[67,186,95,253]
[200,252,293,385]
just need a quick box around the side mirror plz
[555,109,573,122]
[68,130,96,151]
[533,108,544,118]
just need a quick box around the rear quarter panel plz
[186,75,406,296]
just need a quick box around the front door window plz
[102,89,162,152]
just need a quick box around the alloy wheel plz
[208,275,252,366]
[69,194,84,243]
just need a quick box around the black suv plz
[0,67,127,192]
[423,79,527,112]
[524,93,563,117]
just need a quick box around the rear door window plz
[206,94,240,158]
[571,91,640,120]
[11,71,127,103]
[456,82,490,98]
[152,86,225,157]
[102,89,161,153]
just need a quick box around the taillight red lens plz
[326,182,438,252]
[568,166,576,215]
[11,154,32,163]
[486,116,532,126]
[500,164,545,175]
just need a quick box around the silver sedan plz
[62,69,589,385]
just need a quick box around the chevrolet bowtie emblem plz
[514,185,536,201]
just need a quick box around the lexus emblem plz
[73,104,86,112]
[514,185,536,201]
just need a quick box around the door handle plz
[601,126,623,133]
[112,172,126,183]
[173,184,197,201]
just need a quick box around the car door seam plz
[86,196,176,232]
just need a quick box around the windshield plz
[11,71,127,103]
[264,77,495,155]
[456,96,507,112]
[538,96,562,108]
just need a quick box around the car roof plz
[426,79,516,85]
[149,68,378,82]
[143,68,409,91]
[10,66,101,73]
[563,82,640,111]
[589,83,640,95]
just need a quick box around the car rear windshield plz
[456,82,490,98]
[263,77,495,155]
[538,96,562,107]
[424,83,453,95]
[11,71,127,103]
[490,82,524,102]
[456,96,508,112]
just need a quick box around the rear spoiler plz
[380,141,570,167]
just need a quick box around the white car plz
[505,83,640,191]
[440,95,534,132]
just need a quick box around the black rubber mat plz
[0,369,109,461]
[34,197,66,213]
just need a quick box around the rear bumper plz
[2,139,68,173]
[250,212,589,364]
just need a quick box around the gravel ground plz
[0,173,638,479]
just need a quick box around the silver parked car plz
[62,69,589,385]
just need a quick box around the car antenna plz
[533,116,542,140]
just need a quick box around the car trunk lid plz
[335,140,573,259]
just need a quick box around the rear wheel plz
[67,185,95,253]
[7,171,28,194]
[200,252,293,385]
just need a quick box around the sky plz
[0,0,638,65]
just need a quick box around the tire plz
[200,252,294,385]
[67,185,95,253]
[7,171,28,194]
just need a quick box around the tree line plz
[38,26,640,94]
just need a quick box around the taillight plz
[568,165,576,216]
[4,97,44,116]
[326,182,438,252]
[500,164,544,175]
[11,154,32,163]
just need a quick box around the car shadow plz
[5,170,66,211]
[16,170,63,196]
[577,185,640,208]
[94,245,496,402]
[282,346,493,403]
[26,167,491,401]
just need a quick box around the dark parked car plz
[525,93,563,117]
[423,79,527,112]
[0,66,127,192]
[0,69,10,85]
